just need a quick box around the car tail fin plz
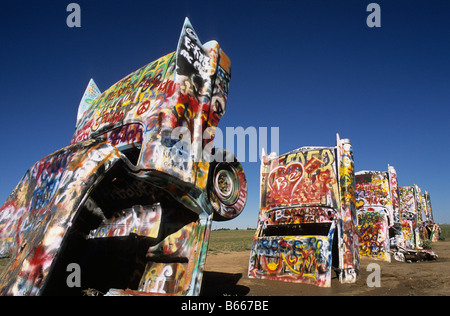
[76,78,101,128]
[175,17,211,80]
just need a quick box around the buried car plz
[248,134,359,287]
[355,166,401,262]
[421,191,440,243]
[396,185,437,262]
[0,18,247,296]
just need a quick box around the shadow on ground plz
[201,272,250,296]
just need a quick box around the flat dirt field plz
[202,234,450,296]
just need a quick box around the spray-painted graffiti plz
[0,18,246,296]
[423,192,433,224]
[399,186,419,249]
[249,223,335,287]
[262,148,339,210]
[0,141,122,295]
[263,207,337,226]
[399,186,415,213]
[103,124,143,151]
[356,173,391,207]
[428,224,440,243]
[358,207,390,261]
[336,136,359,283]
[355,168,398,262]
[422,192,440,242]
[249,135,359,288]
[388,166,401,226]
[355,168,438,263]
[138,262,186,294]
[396,185,438,261]
[88,203,162,239]
[401,218,415,249]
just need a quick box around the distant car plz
[421,191,440,242]
[399,185,423,249]
[397,185,437,262]
[248,134,359,287]
[0,18,247,296]
[355,166,401,262]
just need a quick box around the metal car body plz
[399,185,424,250]
[355,166,400,262]
[248,134,359,288]
[421,192,440,242]
[0,18,247,296]
[396,185,437,262]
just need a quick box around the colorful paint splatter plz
[0,18,247,296]
[249,135,359,287]
[355,167,399,262]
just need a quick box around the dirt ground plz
[202,241,450,296]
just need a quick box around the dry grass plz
[208,229,255,254]
[440,224,450,240]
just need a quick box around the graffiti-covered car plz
[248,134,359,287]
[397,186,437,262]
[0,18,247,296]
[355,166,401,262]
[422,191,440,242]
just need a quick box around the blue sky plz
[0,0,449,229]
